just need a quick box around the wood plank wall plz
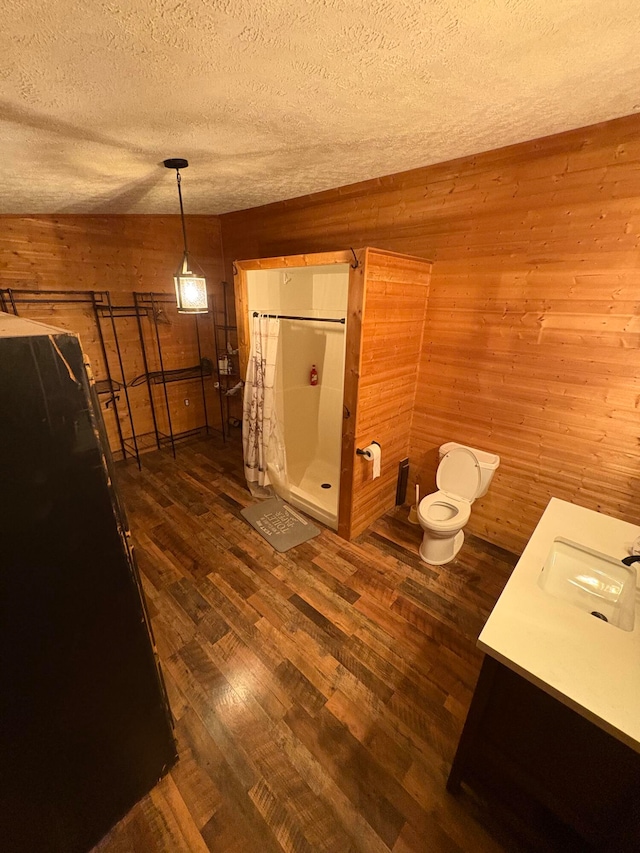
[348,249,431,538]
[220,113,640,554]
[0,215,225,455]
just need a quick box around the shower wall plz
[247,265,349,527]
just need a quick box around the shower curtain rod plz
[253,312,345,324]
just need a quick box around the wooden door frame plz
[233,250,363,537]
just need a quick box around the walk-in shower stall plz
[235,247,433,541]
[244,263,349,529]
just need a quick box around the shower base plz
[276,459,339,531]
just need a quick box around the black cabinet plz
[448,656,640,851]
[0,314,176,853]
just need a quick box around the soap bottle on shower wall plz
[310,365,318,386]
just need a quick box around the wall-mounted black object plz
[0,314,176,853]
[396,457,409,505]
[356,440,380,456]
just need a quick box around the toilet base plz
[419,530,464,566]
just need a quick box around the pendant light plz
[163,157,208,314]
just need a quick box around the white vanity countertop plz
[478,497,640,752]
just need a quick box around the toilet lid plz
[436,447,481,502]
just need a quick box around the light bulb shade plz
[174,271,208,314]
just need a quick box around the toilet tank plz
[439,442,500,498]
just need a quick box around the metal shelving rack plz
[94,296,146,467]
[1,287,222,466]
[0,288,140,467]
[212,280,241,441]
[133,291,213,458]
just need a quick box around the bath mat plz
[240,497,320,552]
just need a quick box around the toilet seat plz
[418,491,470,531]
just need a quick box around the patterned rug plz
[240,496,320,552]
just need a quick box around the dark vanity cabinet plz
[448,656,640,851]
[0,315,176,853]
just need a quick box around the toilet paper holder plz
[356,441,380,456]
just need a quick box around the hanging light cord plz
[175,169,189,261]
[164,157,207,276]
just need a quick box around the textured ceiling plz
[2,0,640,214]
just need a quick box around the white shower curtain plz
[242,315,286,495]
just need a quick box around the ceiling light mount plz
[163,158,189,170]
[163,157,208,314]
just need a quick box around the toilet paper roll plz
[362,442,381,479]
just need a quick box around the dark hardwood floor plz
[93,435,531,852]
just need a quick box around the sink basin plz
[538,538,636,631]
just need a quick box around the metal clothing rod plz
[253,312,345,324]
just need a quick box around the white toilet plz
[417,442,500,565]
